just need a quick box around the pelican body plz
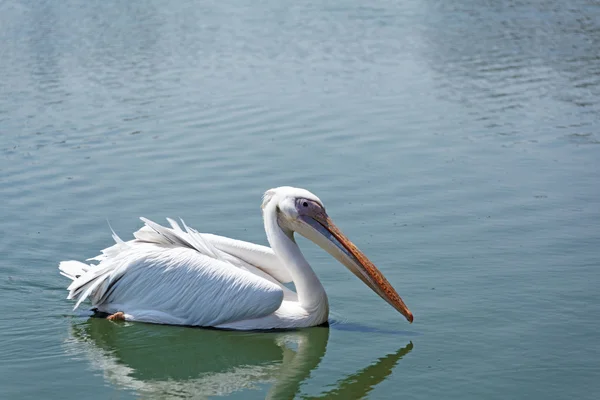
[59,187,413,330]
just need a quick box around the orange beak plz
[298,212,413,323]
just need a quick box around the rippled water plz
[1,0,599,399]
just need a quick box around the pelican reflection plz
[65,319,413,399]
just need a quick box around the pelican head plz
[263,187,413,323]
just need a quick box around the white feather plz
[58,260,90,280]
[201,234,292,283]
[60,218,291,327]
[92,245,284,326]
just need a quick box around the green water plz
[1,0,599,398]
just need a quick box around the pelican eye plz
[303,201,308,207]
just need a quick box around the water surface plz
[1,0,599,399]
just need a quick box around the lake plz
[1,0,599,399]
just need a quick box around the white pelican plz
[59,186,413,329]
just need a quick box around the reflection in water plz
[65,319,412,399]
[305,343,413,400]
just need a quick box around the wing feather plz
[135,218,292,284]
[201,234,293,283]
[93,245,283,326]
[60,217,291,326]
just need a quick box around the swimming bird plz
[59,186,413,330]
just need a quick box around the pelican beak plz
[297,213,413,323]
